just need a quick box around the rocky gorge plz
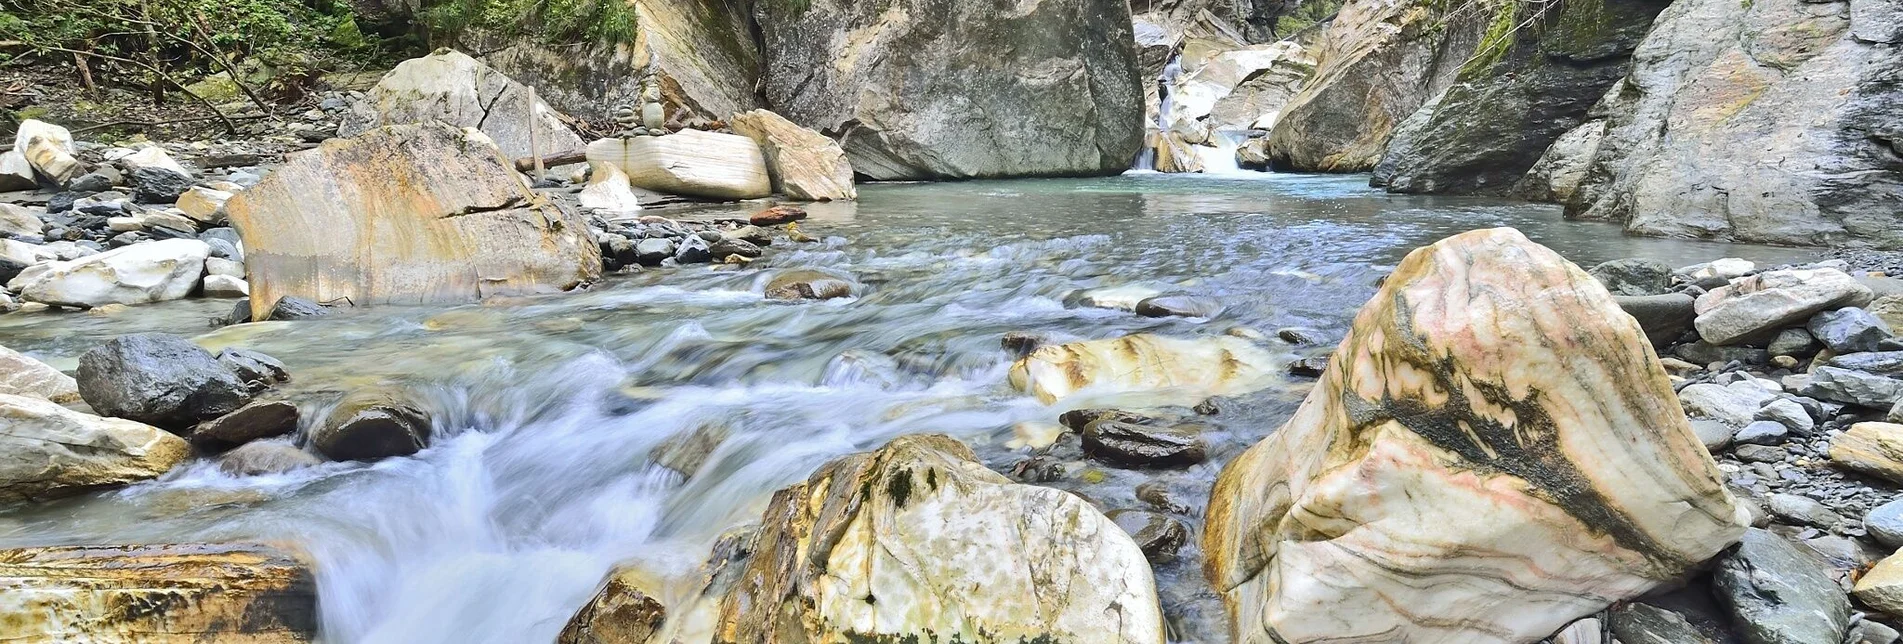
[0,0,1900,642]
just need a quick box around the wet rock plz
[1134,295,1225,318]
[1082,420,1207,468]
[217,440,321,476]
[1591,259,1674,296]
[1802,367,1903,409]
[128,167,192,204]
[311,391,431,462]
[0,543,316,641]
[1867,498,1903,548]
[1276,327,1328,345]
[1106,509,1189,563]
[648,422,730,479]
[13,238,209,308]
[1692,418,1735,452]
[0,344,79,403]
[672,235,712,264]
[1001,331,1044,358]
[1766,493,1843,529]
[0,393,189,502]
[1829,422,1903,484]
[728,109,856,201]
[558,565,666,644]
[1694,268,1872,346]
[1616,293,1696,347]
[224,122,600,320]
[1287,356,1329,378]
[1856,553,1903,615]
[340,49,585,160]
[191,400,299,451]
[1009,334,1277,405]
[1768,328,1821,358]
[75,333,252,431]
[632,238,674,267]
[1810,307,1895,354]
[711,434,1163,643]
[584,131,772,200]
[1057,408,1155,433]
[748,205,807,226]
[1608,603,1714,644]
[764,268,856,301]
[267,295,329,320]
[14,119,83,185]
[1205,229,1742,643]
[1714,528,1850,644]
[708,238,762,261]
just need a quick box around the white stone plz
[204,257,244,278]
[1679,381,1778,425]
[201,275,249,298]
[0,344,79,403]
[585,131,772,200]
[15,238,210,308]
[13,119,83,184]
[341,49,585,161]
[1,239,54,269]
[0,393,189,502]
[1008,334,1279,406]
[0,150,36,191]
[106,217,144,233]
[1078,284,1166,311]
[1694,268,1872,345]
[0,203,43,239]
[575,162,642,214]
[118,147,192,177]
[1678,258,1756,280]
[174,187,233,225]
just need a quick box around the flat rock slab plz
[0,543,317,642]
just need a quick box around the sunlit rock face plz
[0,543,316,642]
[713,434,1164,644]
[1205,227,1745,644]
[1008,333,1281,405]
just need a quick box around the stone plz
[1768,328,1821,358]
[1810,307,1895,353]
[1134,295,1225,318]
[1694,268,1872,346]
[267,296,329,321]
[0,150,36,191]
[224,123,600,320]
[311,390,431,461]
[1692,418,1735,452]
[13,238,209,308]
[1734,420,1790,446]
[75,333,252,432]
[1608,603,1714,644]
[339,49,585,160]
[764,268,857,301]
[749,205,807,226]
[1106,509,1189,563]
[1551,618,1603,644]
[128,166,193,204]
[1675,341,1770,366]
[174,186,233,225]
[1756,398,1817,435]
[1008,334,1278,405]
[575,162,642,215]
[118,146,192,176]
[0,393,189,502]
[1766,492,1843,528]
[0,203,44,239]
[1287,356,1329,378]
[558,565,666,644]
[1204,228,1743,644]
[1852,621,1903,644]
[1829,351,1903,375]
[141,211,198,236]
[1872,295,1903,331]
[1802,367,1903,409]
[648,422,730,479]
[711,434,1164,643]
[1082,420,1207,468]
[1616,293,1697,347]
[0,543,316,641]
[0,344,79,403]
[218,441,322,476]
[14,119,83,184]
[1829,422,1903,484]
[206,257,244,278]
[191,400,300,451]
[1713,528,1850,644]
[728,109,856,201]
[217,348,288,389]
[754,0,1142,180]
[632,238,674,266]
[202,274,249,298]
[1514,120,1606,203]
[1856,552,1903,615]
[1679,381,1777,425]
[672,235,711,264]
[584,131,771,200]
[1734,444,1787,463]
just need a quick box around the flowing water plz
[0,173,1813,643]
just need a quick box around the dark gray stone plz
[1288,356,1329,378]
[191,400,300,451]
[1591,258,1676,296]
[673,235,711,264]
[218,348,289,390]
[1712,528,1850,644]
[1828,351,1903,375]
[1766,493,1843,529]
[1105,509,1188,563]
[1082,420,1206,468]
[709,238,763,261]
[66,170,116,193]
[1866,498,1903,549]
[1801,367,1903,409]
[267,296,329,321]
[1809,307,1894,353]
[1135,295,1225,318]
[634,238,675,266]
[311,391,431,462]
[1616,293,1696,346]
[1767,328,1820,358]
[1608,603,1716,644]
[75,333,253,432]
[128,167,192,204]
[1276,327,1327,345]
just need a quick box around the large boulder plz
[13,119,83,184]
[11,238,209,308]
[1204,228,1744,643]
[0,393,189,503]
[75,333,253,431]
[340,49,585,161]
[712,434,1164,643]
[728,109,856,201]
[0,543,317,641]
[1261,0,1491,171]
[1713,528,1852,644]
[585,131,772,200]
[0,344,80,403]
[1829,422,1903,484]
[224,123,600,320]
[1372,0,1670,195]
[1692,267,1871,345]
[1565,0,1903,247]
[310,391,432,462]
[559,566,666,644]
[753,0,1144,180]
[1007,334,1279,405]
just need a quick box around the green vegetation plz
[1276,0,1349,36]
[415,0,638,47]
[1460,0,1524,77]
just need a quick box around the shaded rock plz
[1766,492,1842,528]
[1675,341,1770,366]
[1106,509,1189,563]
[1616,293,1696,347]
[754,0,1142,180]
[191,400,299,451]
[1768,328,1821,358]
[1134,295,1225,318]
[1713,528,1850,644]
[1810,307,1895,354]
[728,109,856,201]
[1866,498,1903,548]
[339,49,585,160]
[1694,268,1872,346]
[1802,367,1903,409]
[764,268,856,301]
[1852,621,1903,644]
[1829,422,1903,484]
[1608,603,1715,644]
[1692,418,1735,452]
[128,167,192,204]
[672,235,711,264]
[558,565,666,644]
[1514,120,1606,203]
[267,296,329,321]
[585,131,771,200]
[1205,228,1743,643]
[225,123,600,320]
[711,434,1163,643]
[14,119,82,185]
[217,441,321,476]
[0,543,316,641]
[1592,259,1675,296]
[75,333,252,431]
[311,391,431,462]
[632,238,675,266]
[1057,408,1156,433]
[1008,334,1277,405]
[1082,420,1207,468]
[13,238,209,308]
[0,393,189,502]
[1857,552,1903,616]
[0,344,79,403]
[1287,356,1329,378]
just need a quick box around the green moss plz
[885,469,914,508]
[1460,0,1522,78]
[418,0,638,46]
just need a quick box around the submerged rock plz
[1008,334,1277,404]
[1204,228,1743,643]
[764,268,856,301]
[1107,509,1189,563]
[559,566,666,644]
[0,543,317,641]
[76,333,252,431]
[711,434,1164,643]
[0,393,189,502]
[218,441,322,476]
[311,391,432,462]
[1134,295,1225,318]
[1082,420,1208,468]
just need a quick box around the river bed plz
[0,173,1813,643]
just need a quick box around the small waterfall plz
[1195,130,1250,175]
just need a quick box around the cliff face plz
[1565,0,1903,248]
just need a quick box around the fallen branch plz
[514,149,587,173]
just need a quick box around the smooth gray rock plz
[1766,493,1843,528]
[1693,418,1735,452]
[1617,293,1696,346]
[1755,398,1816,435]
[1680,381,1777,425]
[310,391,431,462]
[1866,498,1903,549]
[1734,420,1790,446]
[1802,366,1903,409]
[75,333,252,432]
[1608,603,1716,644]
[1767,328,1820,358]
[1809,307,1895,353]
[1712,528,1850,644]
[633,238,675,266]
[1592,259,1676,296]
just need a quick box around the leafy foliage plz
[415,0,638,47]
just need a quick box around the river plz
[0,172,1813,643]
